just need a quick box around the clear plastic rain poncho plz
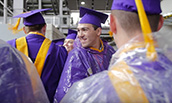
[60,0,172,102]
[60,31,172,103]
[0,39,49,103]
[54,38,115,102]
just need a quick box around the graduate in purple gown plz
[54,7,116,102]
[60,0,172,102]
[63,29,77,53]
[7,9,67,103]
[0,39,49,103]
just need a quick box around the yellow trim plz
[118,42,157,58]
[16,32,45,57]
[135,0,157,61]
[16,33,51,77]
[90,40,104,52]
[16,37,29,56]
[108,61,149,103]
[34,38,51,76]
[28,32,45,37]
[119,42,145,56]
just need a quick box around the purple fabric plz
[7,39,16,47]
[53,41,115,102]
[79,7,108,27]
[111,0,161,14]
[52,38,65,46]
[66,29,77,40]
[60,47,172,103]
[61,71,121,103]
[126,52,172,102]
[23,13,45,26]
[7,34,68,103]
[0,40,36,103]
[13,8,52,26]
[73,36,82,48]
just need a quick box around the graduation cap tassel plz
[8,18,23,34]
[109,31,113,37]
[135,0,157,61]
[13,18,21,29]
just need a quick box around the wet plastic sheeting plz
[0,39,49,103]
[61,32,172,103]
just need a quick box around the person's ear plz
[157,15,164,31]
[42,25,47,33]
[96,27,102,36]
[110,14,117,34]
[23,27,27,34]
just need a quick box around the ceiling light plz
[81,1,85,5]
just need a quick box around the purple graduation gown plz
[0,39,49,103]
[60,42,172,103]
[54,40,115,102]
[52,38,65,46]
[7,34,67,103]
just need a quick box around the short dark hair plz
[91,24,99,30]
[24,23,46,33]
[147,14,160,32]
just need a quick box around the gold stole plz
[108,61,149,103]
[16,32,51,76]
[90,39,104,52]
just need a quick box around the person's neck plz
[92,38,101,50]
[29,31,44,35]
[130,32,144,42]
[117,31,143,49]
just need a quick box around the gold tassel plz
[135,0,157,61]
[8,18,23,34]
[109,31,113,37]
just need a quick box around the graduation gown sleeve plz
[54,48,89,103]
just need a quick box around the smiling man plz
[53,7,115,102]
[59,0,172,102]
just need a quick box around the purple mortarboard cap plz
[13,8,52,26]
[111,0,161,14]
[52,38,65,45]
[79,7,108,27]
[66,29,77,40]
